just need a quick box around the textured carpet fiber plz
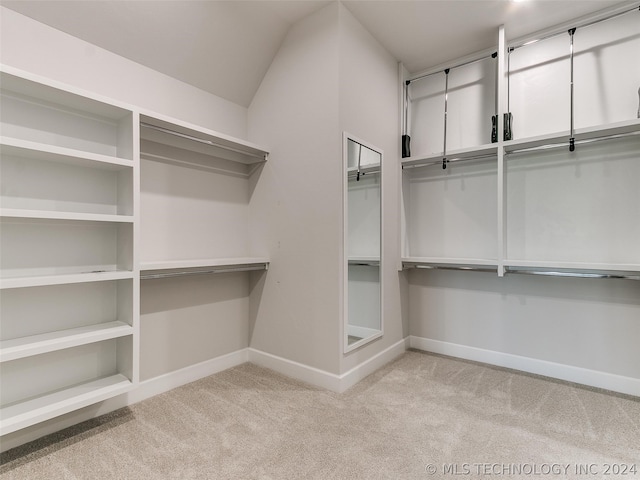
[1,350,639,479]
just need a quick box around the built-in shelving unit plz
[140,258,270,279]
[401,10,640,280]
[0,66,138,436]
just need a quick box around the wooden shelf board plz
[0,209,134,223]
[0,374,133,435]
[0,137,133,169]
[401,143,498,167]
[140,114,269,165]
[504,259,640,273]
[504,118,640,153]
[0,322,133,363]
[402,257,498,267]
[0,271,134,290]
[1,69,131,122]
[140,257,270,272]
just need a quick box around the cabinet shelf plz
[0,271,134,290]
[140,114,269,165]
[504,118,640,153]
[140,258,269,279]
[0,209,134,223]
[401,143,498,168]
[0,137,134,170]
[0,322,133,363]
[504,260,640,280]
[402,257,498,271]
[0,374,133,435]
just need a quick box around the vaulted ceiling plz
[1,0,633,107]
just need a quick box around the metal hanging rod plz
[349,260,380,267]
[404,263,498,273]
[505,130,640,155]
[141,264,268,280]
[348,169,380,178]
[402,152,496,170]
[505,268,640,281]
[406,51,497,84]
[510,4,639,51]
[140,122,267,160]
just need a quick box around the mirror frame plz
[343,132,383,353]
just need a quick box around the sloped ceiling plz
[1,0,633,106]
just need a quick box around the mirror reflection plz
[345,136,382,351]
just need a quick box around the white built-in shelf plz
[140,113,269,165]
[348,256,380,266]
[0,209,134,223]
[402,257,498,271]
[504,260,640,277]
[0,322,133,363]
[504,118,640,153]
[0,68,132,124]
[0,271,134,290]
[0,137,134,169]
[0,374,133,436]
[401,143,498,168]
[140,257,270,279]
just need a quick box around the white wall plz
[0,7,247,139]
[247,2,342,374]
[338,4,406,372]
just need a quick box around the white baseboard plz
[248,338,408,393]
[2,342,410,452]
[409,335,640,397]
[127,348,250,404]
[0,349,250,453]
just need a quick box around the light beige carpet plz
[1,350,639,479]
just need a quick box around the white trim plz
[338,338,409,392]
[249,338,408,393]
[0,349,249,452]
[127,348,250,404]
[409,336,640,397]
[1,343,409,451]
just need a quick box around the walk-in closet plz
[1,1,638,476]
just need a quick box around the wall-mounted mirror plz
[344,134,382,353]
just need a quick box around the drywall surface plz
[0,6,247,139]
[409,269,640,383]
[338,4,406,372]
[247,3,342,374]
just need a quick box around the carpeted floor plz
[1,350,639,479]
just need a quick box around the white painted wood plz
[140,257,269,271]
[248,338,408,393]
[401,143,497,167]
[140,113,268,165]
[0,218,134,278]
[0,71,133,159]
[504,259,640,274]
[0,321,132,363]
[410,335,640,397]
[0,270,133,290]
[0,374,133,436]
[0,209,134,223]
[0,137,133,168]
[402,257,498,267]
